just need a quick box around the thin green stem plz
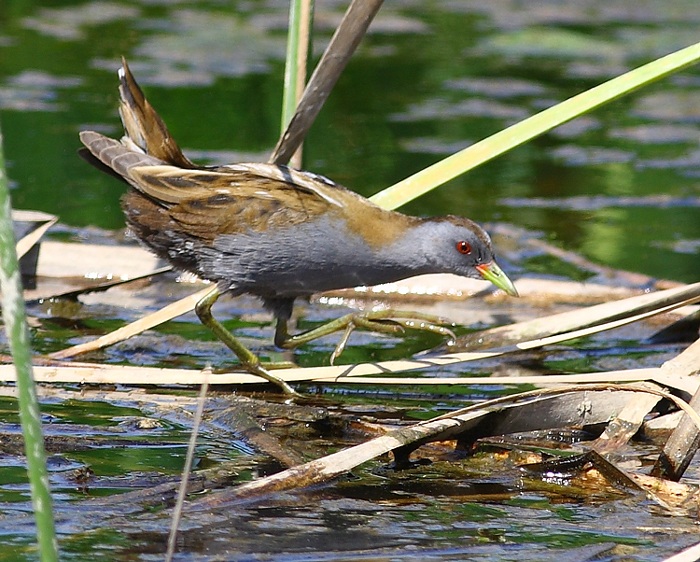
[0,126,58,559]
[281,0,314,168]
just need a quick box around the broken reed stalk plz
[0,127,58,560]
[193,383,698,508]
[651,338,700,481]
[271,0,384,164]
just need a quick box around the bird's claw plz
[327,311,456,365]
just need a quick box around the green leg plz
[275,309,456,364]
[195,286,300,396]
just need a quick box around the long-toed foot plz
[275,309,457,365]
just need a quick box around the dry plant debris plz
[2,211,700,519]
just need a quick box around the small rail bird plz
[79,58,517,395]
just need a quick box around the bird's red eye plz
[456,241,472,255]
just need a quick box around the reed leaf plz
[0,127,58,560]
[370,41,700,210]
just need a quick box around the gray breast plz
[201,215,426,298]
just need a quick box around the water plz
[0,0,699,559]
[1,1,699,281]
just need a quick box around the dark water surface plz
[1,0,699,560]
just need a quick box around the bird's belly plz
[202,220,418,298]
[239,264,401,298]
[129,212,426,299]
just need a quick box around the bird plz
[79,58,518,395]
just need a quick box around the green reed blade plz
[370,41,700,210]
[0,125,58,561]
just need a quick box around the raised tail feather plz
[117,57,195,168]
[79,130,165,183]
[80,131,231,205]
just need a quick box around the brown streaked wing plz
[127,165,238,203]
[225,163,344,208]
[169,181,335,240]
[126,166,336,240]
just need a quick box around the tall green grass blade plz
[281,0,312,131]
[280,0,301,131]
[0,126,58,561]
[370,41,700,210]
[280,0,314,168]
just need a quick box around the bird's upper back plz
[128,160,418,248]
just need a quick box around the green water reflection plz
[0,0,698,282]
